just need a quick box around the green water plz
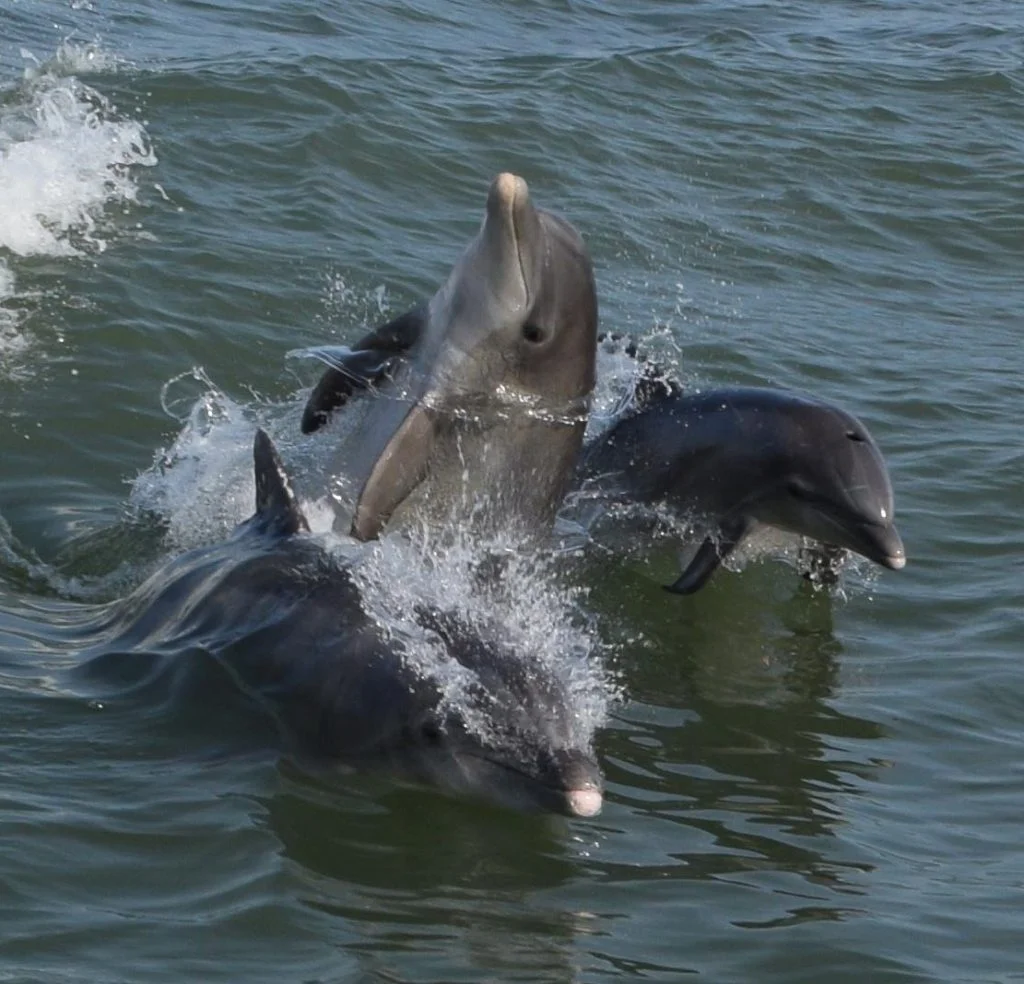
[1,1,1022,981]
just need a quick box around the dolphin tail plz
[250,429,309,537]
[664,517,751,595]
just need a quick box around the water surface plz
[1,1,1021,981]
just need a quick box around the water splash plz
[586,326,691,441]
[0,259,31,365]
[318,273,391,331]
[128,369,338,552]
[0,46,155,258]
[0,43,155,364]
[350,526,615,749]
[127,366,616,750]
[128,370,263,551]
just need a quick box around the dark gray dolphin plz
[77,430,604,817]
[577,386,905,594]
[301,173,598,542]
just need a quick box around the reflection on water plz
[583,550,884,915]
[268,775,592,982]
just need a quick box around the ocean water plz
[1,1,1021,981]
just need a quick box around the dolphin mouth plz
[541,747,604,817]
[846,519,906,571]
[466,748,604,817]
[487,172,531,313]
[878,543,907,570]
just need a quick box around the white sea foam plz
[129,370,263,550]
[0,43,155,362]
[0,64,155,257]
[350,527,614,748]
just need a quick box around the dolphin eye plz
[522,323,547,345]
[846,430,865,443]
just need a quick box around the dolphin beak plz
[565,785,604,817]
[854,521,906,571]
[546,748,603,817]
[483,172,535,309]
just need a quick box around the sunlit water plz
[1,2,1021,981]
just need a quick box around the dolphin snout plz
[858,521,906,571]
[487,172,529,223]
[543,748,604,817]
[566,785,604,818]
[484,172,540,309]
[879,540,907,570]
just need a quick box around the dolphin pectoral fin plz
[300,349,401,434]
[664,518,750,595]
[351,404,436,541]
[300,306,427,434]
[251,429,309,537]
[664,537,724,595]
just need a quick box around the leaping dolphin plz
[576,385,906,593]
[300,173,598,542]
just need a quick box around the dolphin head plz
[423,172,598,404]
[754,401,906,571]
[398,606,604,817]
[350,173,598,541]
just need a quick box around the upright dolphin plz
[577,386,905,594]
[301,173,598,542]
[76,430,605,816]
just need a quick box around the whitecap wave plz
[0,53,155,258]
[0,43,155,364]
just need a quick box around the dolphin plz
[300,173,598,542]
[576,386,906,594]
[76,430,604,817]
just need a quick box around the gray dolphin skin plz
[577,386,906,594]
[302,173,598,542]
[78,430,603,817]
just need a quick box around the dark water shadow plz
[262,769,595,982]
[577,547,886,903]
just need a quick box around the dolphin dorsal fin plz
[252,428,309,537]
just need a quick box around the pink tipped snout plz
[566,786,603,817]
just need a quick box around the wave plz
[0,43,156,363]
